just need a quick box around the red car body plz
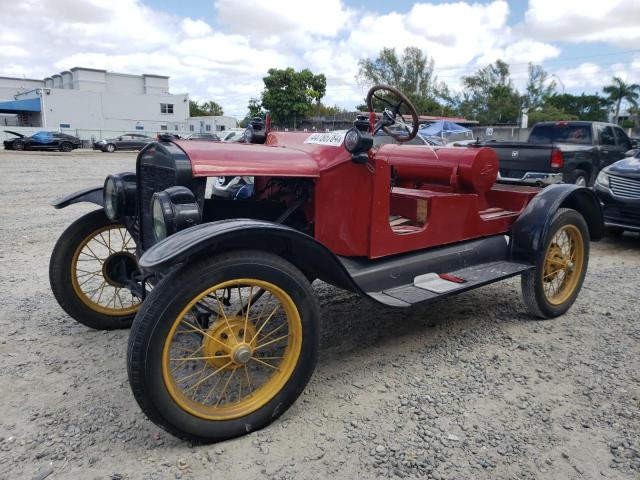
[176,133,539,258]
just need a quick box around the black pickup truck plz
[482,121,636,187]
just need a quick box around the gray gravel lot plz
[0,149,639,479]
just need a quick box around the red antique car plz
[49,85,602,442]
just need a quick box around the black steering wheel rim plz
[366,84,419,142]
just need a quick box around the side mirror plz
[117,136,123,140]
[630,139,638,149]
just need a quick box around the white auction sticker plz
[304,131,347,146]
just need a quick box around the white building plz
[0,67,188,133]
[186,115,237,134]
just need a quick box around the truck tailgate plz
[487,143,553,178]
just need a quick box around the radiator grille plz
[609,175,640,199]
[140,165,175,249]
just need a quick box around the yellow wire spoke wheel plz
[541,224,584,305]
[127,250,319,442]
[162,279,303,420]
[520,208,589,319]
[71,223,140,316]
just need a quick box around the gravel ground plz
[0,149,639,480]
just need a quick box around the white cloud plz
[551,57,640,92]
[181,18,212,37]
[523,0,640,46]
[0,0,637,118]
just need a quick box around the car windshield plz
[529,124,592,144]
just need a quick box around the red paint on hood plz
[175,140,320,178]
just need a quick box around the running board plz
[338,235,533,307]
[367,261,532,307]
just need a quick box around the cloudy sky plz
[1,0,639,118]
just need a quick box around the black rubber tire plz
[521,208,590,319]
[49,209,137,330]
[59,142,73,152]
[567,169,589,186]
[13,140,24,151]
[105,143,116,153]
[127,250,320,443]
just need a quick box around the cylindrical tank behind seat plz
[387,145,499,194]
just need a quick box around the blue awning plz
[419,120,471,137]
[0,98,41,113]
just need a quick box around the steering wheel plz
[366,84,419,142]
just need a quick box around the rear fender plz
[138,219,360,292]
[510,184,603,261]
[52,186,103,209]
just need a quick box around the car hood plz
[4,130,24,138]
[175,140,321,177]
[605,156,640,180]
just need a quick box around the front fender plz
[139,219,360,292]
[52,186,103,209]
[510,184,603,261]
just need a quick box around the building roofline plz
[143,73,170,79]
[0,76,43,82]
[70,67,107,73]
[51,74,62,78]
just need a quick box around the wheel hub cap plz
[202,316,257,371]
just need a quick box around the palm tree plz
[603,77,640,124]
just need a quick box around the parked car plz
[594,151,640,234]
[94,133,153,152]
[220,131,246,142]
[4,130,81,152]
[479,121,636,187]
[50,84,602,443]
[184,132,221,141]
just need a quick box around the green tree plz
[524,63,556,110]
[239,98,265,127]
[457,59,521,124]
[356,46,449,115]
[544,93,609,121]
[314,103,348,116]
[527,106,577,124]
[260,68,327,128]
[603,76,640,124]
[189,99,224,116]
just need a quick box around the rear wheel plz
[49,209,141,329]
[127,250,319,443]
[60,142,73,152]
[567,169,588,186]
[521,208,589,318]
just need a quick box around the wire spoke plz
[183,361,232,393]
[251,357,280,370]
[180,319,229,349]
[254,334,289,352]
[215,369,236,406]
[249,304,280,343]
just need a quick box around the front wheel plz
[49,209,141,329]
[127,250,319,443]
[60,142,73,152]
[13,140,24,151]
[104,143,116,153]
[521,208,589,318]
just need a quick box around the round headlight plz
[150,187,201,242]
[344,128,361,152]
[152,194,168,241]
[103,172,136,221]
